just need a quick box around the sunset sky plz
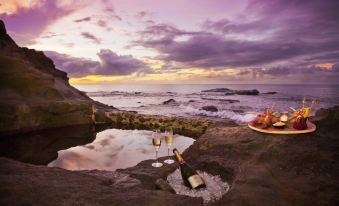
[1,0,339,84]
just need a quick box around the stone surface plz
[201,98,240,103]
[163,99,177,105]
[0,157,202,206]
[202,88,260,95]
[0,20,114,136]
[202,106,219,112]
[262,91,277,94]
[155,178,176,194]
[0,106,339,205]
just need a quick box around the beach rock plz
[179,105,339,206]
[108,111,215,138]
[162,99,176,105]
[0,157,202,206]
[202,88,259,95]
[227,89,259,95]
[201,105,218,112]
[201,97,240,103]
[263,91,277,94]
[155,178,176,194]
[202,88,233,93]
[0,20,114,136]
[0,106,338,206]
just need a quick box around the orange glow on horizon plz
[316,62,335,70]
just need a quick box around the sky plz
[1,0,339,84]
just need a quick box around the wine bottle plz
[173,148,206,189]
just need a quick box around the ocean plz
[74,84,339,124]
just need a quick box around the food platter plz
[248,121,316,134]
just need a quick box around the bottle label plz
[188,174,204,189]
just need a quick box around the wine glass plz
[151,130,163,167]
[164,128,175,164]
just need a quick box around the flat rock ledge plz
[1,106,339,206]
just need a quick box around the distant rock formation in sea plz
[202,88,260,95]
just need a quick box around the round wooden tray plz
[248,121,316,134]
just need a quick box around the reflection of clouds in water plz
[49,129,194,171]
[50,151,94,170]
[99,138,111,147]
[106,145,124,158]
[127,139,134,145]
[107,134,116,139]
[137,148,149,154]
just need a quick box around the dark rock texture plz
[162,99,177,105]
[201,105,219,112]
[262,91,277,94]
[201,97,240,103]
[0,157,202,206]
[202,88,259,95]
[0,106,338,206]
[0,20,113,136]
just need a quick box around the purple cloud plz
[132,0,339,73]
[96,49,147,75]
[0,1,83,45]
[44,51,98,77]
[81,32,101,44]
[44,49,148,77]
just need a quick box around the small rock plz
[263,92,277,95]
[163,99,176,105]
[202,106,218,112]
[188,100,195,102]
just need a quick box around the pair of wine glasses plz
[151,128,174,167]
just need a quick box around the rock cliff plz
[0,20,112,136]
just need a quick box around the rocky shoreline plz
[1,106,339,206]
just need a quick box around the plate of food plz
[248,100,317,134]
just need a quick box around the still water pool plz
[48,129,194,171]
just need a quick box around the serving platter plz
[248,121,316,134]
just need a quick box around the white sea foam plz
[179,105,255,123]
[167,169,230,204]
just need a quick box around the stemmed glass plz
[151,130,163,167]
[164,128,175,164]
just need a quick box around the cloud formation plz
[96,49,147,75]
[81,32,101,44]
[0,0,85,45]
[131,0,339,83]
[44,51,98,77]
[45,49,147,77]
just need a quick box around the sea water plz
[74,84,339,124]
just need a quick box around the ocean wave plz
[179,105,256,123]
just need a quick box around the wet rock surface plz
[1,106,338,205]
[162,99,177,105]
[201,106,219,112]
